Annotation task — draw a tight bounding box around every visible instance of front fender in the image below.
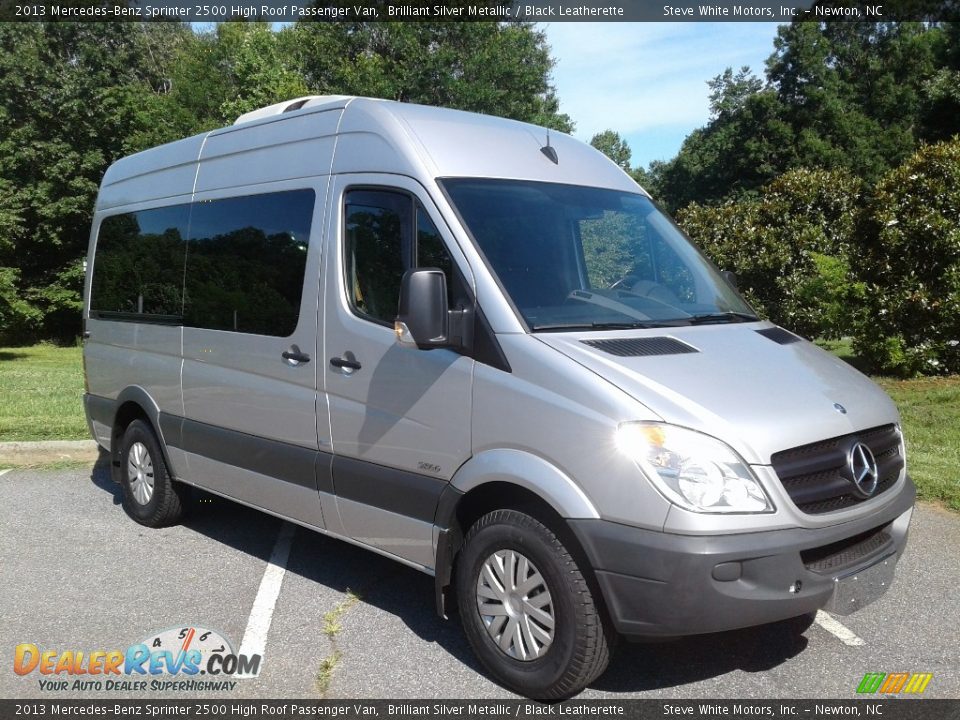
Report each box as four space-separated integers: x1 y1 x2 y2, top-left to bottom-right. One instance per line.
449 448 599 520
432 448 599 619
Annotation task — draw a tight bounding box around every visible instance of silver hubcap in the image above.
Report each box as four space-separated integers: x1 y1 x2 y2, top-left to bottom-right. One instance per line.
476 550 555 661
127 442 155 505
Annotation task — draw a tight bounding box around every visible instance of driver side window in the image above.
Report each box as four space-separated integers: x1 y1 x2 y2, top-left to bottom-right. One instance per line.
344 189 458 326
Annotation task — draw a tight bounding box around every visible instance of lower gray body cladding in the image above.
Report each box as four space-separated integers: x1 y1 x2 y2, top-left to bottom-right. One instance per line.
569 481 915 638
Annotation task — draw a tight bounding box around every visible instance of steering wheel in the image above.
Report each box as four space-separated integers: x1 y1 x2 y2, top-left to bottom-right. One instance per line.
609 277 682 308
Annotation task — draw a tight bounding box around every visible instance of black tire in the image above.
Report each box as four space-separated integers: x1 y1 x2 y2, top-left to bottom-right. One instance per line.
119 419 186 527
456 509 612 700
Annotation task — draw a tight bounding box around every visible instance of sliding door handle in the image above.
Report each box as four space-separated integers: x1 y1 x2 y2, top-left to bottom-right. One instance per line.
282 348 311 364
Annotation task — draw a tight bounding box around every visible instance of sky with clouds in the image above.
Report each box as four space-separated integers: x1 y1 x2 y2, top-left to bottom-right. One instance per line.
542 22 784 169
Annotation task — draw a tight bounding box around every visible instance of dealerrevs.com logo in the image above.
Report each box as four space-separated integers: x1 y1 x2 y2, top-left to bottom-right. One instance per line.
14 626 261 692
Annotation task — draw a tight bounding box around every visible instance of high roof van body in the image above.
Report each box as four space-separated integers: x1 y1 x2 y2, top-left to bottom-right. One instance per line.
83 96 914 699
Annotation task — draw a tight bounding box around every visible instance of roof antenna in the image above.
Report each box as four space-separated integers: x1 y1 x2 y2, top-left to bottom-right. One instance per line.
540 130 559 165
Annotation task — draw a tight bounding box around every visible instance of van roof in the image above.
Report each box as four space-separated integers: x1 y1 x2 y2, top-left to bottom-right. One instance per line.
96 96 641 211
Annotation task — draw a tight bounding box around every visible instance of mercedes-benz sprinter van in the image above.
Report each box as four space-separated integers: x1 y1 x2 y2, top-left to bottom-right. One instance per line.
83 96 914 699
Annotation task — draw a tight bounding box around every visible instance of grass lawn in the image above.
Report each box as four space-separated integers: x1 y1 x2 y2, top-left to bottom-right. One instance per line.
0 344 88 442
876 377 960 511
2 342 958 510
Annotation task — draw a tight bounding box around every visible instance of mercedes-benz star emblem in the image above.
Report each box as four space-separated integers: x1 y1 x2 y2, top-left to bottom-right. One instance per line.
848 442 879 497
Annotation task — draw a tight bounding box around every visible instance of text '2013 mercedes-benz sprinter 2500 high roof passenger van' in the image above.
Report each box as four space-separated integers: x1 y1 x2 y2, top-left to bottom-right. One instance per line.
83 96 914 699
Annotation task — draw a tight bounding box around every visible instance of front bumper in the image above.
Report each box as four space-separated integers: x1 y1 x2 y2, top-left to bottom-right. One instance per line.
568 478 915 639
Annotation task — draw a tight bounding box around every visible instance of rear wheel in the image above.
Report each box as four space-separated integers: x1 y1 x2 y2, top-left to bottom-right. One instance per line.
456 509 612 700
119 419 185 527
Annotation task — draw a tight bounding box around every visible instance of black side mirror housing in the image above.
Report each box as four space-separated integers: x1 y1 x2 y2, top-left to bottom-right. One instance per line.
721 270 739 290
395 268 450 349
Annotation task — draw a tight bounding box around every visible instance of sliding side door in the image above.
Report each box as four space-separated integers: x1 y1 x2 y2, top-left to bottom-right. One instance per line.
178 180 329 529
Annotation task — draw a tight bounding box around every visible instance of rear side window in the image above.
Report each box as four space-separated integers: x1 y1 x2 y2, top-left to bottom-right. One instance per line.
184 190 315 337
90 204 189 323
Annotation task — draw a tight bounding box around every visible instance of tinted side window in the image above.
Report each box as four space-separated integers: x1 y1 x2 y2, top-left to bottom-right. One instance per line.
90 204 189 322
344 190 412 325
345 190 463 326
416 204 456 308
184 190 315 337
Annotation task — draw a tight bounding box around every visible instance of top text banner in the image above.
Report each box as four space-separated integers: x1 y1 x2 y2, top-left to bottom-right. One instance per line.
1 0 955 22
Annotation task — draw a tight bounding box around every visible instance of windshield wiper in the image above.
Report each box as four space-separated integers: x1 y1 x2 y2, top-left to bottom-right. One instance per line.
531 321 666 332
686 311 759 325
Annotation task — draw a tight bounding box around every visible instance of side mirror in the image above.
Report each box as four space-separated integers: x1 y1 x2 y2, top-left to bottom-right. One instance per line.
395 268 449 349
721 270 739 290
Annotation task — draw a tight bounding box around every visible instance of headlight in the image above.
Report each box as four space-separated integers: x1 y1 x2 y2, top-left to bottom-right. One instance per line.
896 423 907 469
615 422 773 513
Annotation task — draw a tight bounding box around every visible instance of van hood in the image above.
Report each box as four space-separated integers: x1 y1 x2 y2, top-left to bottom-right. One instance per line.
534 322 900 465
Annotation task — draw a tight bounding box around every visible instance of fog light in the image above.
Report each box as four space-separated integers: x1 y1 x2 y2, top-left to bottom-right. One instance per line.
712 562 742 582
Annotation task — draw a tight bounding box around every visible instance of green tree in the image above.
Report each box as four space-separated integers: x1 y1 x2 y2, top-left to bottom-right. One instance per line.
218 23 310 120
654 22 951 212
0 23 192 341
921 22 960 142
590 130 632 170
285 22 572 131
768 22 940 182
656 84 794 212
117 23 312 146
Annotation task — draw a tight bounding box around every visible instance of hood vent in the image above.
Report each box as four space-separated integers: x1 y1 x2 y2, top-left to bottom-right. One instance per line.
756 327 801 345
581 337 698 358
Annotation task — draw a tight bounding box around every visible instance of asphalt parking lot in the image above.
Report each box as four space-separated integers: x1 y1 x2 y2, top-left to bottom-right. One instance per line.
1 459 957 700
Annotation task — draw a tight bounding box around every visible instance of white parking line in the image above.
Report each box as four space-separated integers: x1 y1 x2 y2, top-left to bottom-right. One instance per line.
0 469 11 477
237 522 296 677
815 610 865 647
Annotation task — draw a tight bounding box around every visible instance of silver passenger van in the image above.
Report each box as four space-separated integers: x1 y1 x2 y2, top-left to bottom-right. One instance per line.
83 96 914 699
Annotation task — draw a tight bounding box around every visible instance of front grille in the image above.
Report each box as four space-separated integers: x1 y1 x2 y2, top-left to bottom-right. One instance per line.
771 425 904 515
801 526 893 574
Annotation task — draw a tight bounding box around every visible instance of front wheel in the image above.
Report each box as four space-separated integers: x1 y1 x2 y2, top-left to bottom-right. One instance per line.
456 509 612 699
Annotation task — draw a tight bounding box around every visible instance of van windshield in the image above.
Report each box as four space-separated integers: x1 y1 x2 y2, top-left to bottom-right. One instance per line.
442 179 756 331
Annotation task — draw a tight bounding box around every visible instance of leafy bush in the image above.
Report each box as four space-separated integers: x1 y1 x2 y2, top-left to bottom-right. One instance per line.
676 168 863 339
853 139 960 376
795 252 867 341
